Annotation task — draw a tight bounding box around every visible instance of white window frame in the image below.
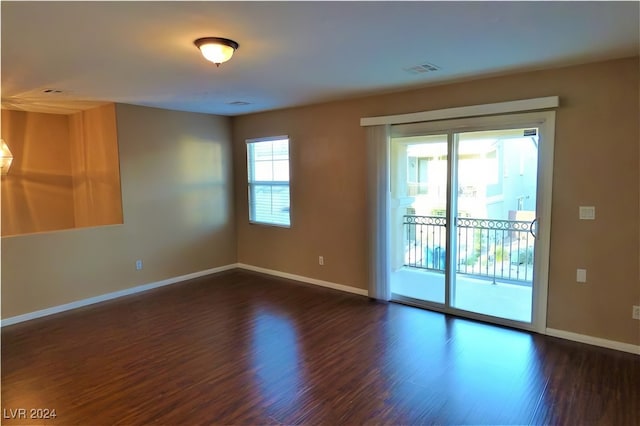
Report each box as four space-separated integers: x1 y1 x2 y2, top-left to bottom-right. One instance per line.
246 135 291 228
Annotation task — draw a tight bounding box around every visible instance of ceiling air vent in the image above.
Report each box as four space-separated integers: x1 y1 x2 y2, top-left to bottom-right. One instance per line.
42 88 64 94
403 62 440 75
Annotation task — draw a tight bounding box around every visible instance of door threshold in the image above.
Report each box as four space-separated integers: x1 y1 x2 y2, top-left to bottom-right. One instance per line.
391 293 538 333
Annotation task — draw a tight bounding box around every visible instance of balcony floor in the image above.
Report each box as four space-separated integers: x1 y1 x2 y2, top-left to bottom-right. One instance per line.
391 267 532 323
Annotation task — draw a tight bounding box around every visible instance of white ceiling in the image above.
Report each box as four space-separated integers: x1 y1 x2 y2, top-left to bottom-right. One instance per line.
2 1 639 116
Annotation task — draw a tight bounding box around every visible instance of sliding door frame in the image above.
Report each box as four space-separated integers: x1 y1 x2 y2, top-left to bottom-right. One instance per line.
390 110 555 333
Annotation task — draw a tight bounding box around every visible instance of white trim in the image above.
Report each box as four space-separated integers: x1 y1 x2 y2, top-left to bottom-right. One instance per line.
532 111 555 333
4 262 637 355
246 136 292 228
1 264 239 327
546 328 640 355
246 135 289 144
360 96 559 127
236 263 369 297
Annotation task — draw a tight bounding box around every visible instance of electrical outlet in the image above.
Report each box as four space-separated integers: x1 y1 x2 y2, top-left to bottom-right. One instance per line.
576 268 586 283
319 256 324 266
633 305 640 320
135 260 143 270
579 206 595 220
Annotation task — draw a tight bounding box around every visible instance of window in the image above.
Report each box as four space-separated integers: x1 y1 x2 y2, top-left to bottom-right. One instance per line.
247 136 291 227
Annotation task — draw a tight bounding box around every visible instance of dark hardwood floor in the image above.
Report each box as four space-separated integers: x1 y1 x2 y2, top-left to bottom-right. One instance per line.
2 270 639 425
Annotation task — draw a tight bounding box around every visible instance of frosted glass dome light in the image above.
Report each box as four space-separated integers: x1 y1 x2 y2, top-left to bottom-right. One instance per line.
194 37 239 67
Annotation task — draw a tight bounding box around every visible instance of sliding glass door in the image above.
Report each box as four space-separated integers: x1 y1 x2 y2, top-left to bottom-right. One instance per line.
390 134 448 304
451 129 538 322
389 112 553 330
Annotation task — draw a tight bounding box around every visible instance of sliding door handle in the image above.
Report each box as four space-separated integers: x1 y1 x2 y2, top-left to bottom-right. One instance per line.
529 218 538 239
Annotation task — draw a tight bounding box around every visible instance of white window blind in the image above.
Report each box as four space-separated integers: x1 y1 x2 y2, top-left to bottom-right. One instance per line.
247 136 291 227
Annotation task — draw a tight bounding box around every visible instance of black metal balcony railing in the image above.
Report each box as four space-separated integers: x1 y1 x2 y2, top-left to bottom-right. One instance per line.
403 215 535 283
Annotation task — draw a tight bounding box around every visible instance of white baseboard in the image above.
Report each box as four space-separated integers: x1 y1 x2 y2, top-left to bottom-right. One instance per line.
545 328 640 355
1 264 238 327
236 263 369 297
5 263 636 356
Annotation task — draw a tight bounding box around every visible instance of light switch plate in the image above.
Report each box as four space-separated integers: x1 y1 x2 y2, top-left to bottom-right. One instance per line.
576 268 587 283
579 206 595 220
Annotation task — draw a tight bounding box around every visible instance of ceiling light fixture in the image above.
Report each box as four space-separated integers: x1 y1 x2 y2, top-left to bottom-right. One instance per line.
194 37 239 67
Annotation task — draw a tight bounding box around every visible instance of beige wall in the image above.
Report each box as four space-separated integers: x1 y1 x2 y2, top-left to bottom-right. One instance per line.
1 104 236 318
232 57 640 345
1 109 76 235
